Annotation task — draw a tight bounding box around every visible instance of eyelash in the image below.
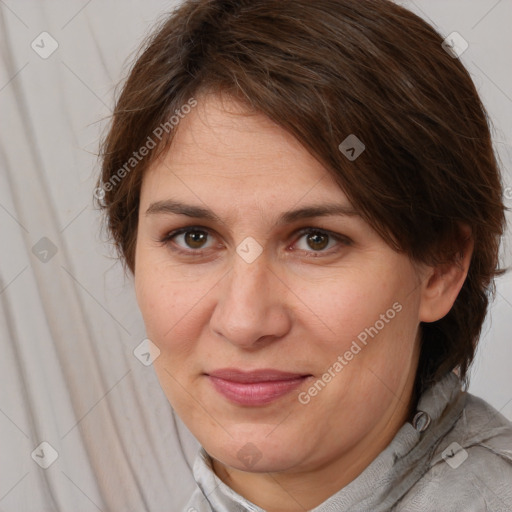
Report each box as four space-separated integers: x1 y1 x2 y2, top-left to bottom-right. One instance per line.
158 226 352 258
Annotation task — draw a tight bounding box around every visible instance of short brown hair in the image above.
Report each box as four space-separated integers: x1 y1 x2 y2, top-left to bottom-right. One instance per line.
97 0 507 395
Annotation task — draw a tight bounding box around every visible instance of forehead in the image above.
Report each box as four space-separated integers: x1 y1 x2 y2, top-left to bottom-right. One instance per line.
142 93 349 205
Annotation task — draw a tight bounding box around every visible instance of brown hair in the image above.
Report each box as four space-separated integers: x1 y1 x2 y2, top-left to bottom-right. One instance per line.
97 0 507 395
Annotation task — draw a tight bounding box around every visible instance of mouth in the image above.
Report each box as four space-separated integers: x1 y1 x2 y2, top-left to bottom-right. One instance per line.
205 368 313 406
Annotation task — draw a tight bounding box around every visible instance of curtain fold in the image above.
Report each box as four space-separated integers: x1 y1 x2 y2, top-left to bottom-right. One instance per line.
0 2 198 511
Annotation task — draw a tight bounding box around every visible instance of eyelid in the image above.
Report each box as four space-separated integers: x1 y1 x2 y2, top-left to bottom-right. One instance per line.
159 225 220 255
292 227 352 247
159 225 352 255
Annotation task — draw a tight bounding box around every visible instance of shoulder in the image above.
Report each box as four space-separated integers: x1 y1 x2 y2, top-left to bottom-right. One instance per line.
397 392 512 512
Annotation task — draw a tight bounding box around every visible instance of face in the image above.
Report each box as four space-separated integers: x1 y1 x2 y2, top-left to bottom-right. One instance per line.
134 93 425 475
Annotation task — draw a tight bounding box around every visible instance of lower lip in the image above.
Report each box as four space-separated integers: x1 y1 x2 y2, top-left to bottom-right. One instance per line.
208 375 310 406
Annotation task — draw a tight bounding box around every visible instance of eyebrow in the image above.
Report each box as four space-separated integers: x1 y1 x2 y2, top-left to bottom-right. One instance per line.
145 199 359 225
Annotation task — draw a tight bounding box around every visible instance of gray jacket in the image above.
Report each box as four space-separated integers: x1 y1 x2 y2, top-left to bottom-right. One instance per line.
184 371 512 511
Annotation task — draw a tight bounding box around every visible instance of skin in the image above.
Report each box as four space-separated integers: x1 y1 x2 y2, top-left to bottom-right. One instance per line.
134 92 473 512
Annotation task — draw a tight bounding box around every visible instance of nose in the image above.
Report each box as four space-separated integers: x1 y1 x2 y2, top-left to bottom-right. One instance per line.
209 251 292 350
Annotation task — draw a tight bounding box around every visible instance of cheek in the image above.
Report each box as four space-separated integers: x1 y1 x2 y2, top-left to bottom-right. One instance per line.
296 270 398 342
134 259 216 363
135 265 184 341
300 267 419 376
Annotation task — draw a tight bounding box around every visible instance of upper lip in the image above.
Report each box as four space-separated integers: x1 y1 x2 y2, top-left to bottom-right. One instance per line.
206 368 311 383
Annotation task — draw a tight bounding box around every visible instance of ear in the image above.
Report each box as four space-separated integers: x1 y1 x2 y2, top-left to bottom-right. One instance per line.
418 225 474 323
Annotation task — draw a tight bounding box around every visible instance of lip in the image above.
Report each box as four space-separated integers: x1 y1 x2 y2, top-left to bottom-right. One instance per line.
206 368 312 406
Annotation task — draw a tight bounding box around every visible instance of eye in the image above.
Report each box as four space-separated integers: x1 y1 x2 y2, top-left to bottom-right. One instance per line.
159 226 351 257
160 227 217 254
292 228 350 255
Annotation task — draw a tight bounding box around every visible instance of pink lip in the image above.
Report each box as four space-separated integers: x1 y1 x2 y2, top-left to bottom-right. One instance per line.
206 368 312 406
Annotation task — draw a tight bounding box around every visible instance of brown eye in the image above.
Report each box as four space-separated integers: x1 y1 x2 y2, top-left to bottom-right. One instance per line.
162 227 215 253
293 228 351 255
184 230 208 249
306 231 329 251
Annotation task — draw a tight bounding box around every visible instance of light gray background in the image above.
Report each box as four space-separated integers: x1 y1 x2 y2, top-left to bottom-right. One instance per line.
0 1 511 511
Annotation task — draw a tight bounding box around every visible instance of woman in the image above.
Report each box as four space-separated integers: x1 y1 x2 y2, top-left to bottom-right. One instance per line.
97 0 512 510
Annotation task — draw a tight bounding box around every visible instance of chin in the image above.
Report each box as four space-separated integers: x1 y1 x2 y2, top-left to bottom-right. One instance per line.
203 430 308 473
